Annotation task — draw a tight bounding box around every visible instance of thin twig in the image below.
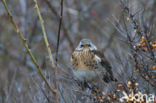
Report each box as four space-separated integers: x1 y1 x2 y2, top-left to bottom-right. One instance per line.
55 0 64 102
33 0 59 102
33 0 55 69
1 0 56 95
56 0 63 64
39 84 51 103
44 0 74 51
73 0 81 33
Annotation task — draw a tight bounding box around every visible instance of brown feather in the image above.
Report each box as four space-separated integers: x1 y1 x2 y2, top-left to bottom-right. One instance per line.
92 50 117 82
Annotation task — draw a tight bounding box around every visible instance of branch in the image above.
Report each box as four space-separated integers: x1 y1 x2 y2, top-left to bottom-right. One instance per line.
33 0 59 102
55 0 63 64
44 0 74 51
1 0 56 95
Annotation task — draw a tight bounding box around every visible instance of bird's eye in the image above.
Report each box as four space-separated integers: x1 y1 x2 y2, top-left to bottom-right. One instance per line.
80 45 83 48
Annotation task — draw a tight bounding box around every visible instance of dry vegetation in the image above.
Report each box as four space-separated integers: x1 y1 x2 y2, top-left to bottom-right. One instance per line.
0 0 156 103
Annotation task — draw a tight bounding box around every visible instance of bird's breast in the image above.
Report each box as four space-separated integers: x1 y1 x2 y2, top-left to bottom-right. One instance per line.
72 50 103 81
72 50 97 70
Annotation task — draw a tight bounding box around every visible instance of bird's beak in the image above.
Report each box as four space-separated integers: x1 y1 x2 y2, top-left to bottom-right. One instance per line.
83 44 90 48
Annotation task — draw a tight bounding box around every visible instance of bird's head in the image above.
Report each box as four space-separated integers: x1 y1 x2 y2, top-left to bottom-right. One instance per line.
75 39 97 51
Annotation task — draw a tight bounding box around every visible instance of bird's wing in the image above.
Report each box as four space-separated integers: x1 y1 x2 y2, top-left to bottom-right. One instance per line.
92 50 117 82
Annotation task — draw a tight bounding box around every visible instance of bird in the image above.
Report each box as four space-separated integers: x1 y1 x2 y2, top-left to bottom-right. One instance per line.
71 39 117 85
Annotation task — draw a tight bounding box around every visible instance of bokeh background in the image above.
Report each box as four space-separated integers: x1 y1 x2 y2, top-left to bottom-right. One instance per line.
0 0 156 103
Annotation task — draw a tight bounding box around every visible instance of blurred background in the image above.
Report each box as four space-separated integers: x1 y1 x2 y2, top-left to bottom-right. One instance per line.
0 0 156 103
